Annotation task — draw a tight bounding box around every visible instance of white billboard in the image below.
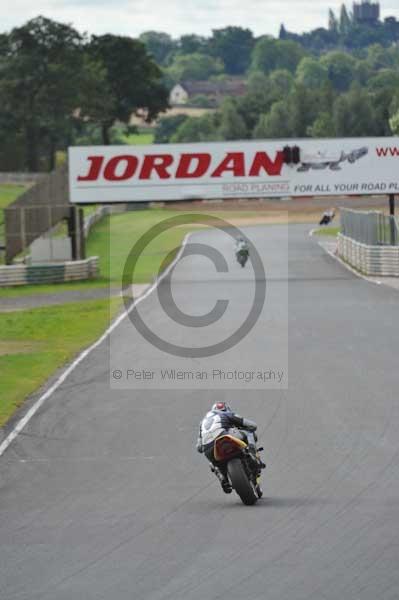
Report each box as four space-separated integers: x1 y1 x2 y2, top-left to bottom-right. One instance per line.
68 138 399 203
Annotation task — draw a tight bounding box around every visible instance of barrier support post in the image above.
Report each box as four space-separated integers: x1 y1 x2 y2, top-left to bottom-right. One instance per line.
389 194 396 245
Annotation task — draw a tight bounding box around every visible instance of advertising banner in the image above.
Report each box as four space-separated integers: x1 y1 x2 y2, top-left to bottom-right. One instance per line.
68 138 399 203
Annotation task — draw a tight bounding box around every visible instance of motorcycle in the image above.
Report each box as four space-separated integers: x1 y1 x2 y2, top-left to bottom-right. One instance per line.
212 429 264 505
319 210 335 226
319 214 332 226
236 249 249 268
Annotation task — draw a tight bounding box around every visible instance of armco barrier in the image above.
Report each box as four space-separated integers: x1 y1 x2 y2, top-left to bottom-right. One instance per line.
337 234 399 277
0 257 99 287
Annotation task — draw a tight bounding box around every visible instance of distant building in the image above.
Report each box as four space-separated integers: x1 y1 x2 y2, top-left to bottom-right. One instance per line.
353 1 380 26
169 80 247 106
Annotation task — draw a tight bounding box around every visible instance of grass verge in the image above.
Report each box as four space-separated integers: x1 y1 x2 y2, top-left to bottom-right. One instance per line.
0 298 121 427
313 226 340 237
0 183 27 240
1 208 249 296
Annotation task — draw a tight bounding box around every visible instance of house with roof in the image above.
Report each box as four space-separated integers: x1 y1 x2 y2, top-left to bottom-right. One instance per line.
169 80 247 107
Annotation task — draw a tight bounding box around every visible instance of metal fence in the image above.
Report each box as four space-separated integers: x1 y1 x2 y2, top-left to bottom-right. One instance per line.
4 163 72 263
340 208 399 246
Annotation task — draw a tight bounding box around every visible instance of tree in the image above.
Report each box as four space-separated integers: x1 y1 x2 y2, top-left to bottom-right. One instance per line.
167 52 224 82
210 27 254 75
365 44 393 71
251 38 306 75
190 94 216 108
0 16 86 171
367 69 399 94
279 24 288 40
339 4 351 35
321 51 356 91
171 114 220 143
268 70 295 99
154 114 188 143
296 57 328 89
218 98 248 140
88 34 169 144
308 112 336 137
328 9 339 33
288 84 318 137
139 31 176 66
389 110 399 135
253 101 293 139
179 34 207 55
333 86 379 136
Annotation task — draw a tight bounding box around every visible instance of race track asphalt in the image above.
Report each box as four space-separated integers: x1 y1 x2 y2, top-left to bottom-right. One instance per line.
1 223 399 600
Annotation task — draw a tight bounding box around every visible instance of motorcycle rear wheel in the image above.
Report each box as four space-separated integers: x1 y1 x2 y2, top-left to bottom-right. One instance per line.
227 458 258 506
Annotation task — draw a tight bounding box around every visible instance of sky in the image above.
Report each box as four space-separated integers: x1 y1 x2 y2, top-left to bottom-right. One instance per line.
2 0 399 38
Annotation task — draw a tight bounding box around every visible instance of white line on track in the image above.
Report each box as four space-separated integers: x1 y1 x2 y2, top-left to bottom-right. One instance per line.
0 234 190 458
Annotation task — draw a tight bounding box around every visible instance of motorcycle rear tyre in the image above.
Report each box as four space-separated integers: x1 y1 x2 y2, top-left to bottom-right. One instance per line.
227 458 258 506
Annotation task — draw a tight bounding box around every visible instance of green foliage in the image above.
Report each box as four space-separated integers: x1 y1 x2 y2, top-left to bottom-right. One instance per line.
166 52 224 82
209 27 254 75
139 31 176 66
333 85 381 136
218 98 248 140
253 101 293 139
339 4 352 35
365 44 394 70
308 112 336 138
321 51 356 91
88 34 169 143
190 94 217 108
0 16 86 171
171 113 220 143
268 70 295 99
154 115 188 143
329 9 339 33
0 17 168 169
296 57 328 88
251 37 306 74
390 110 399 135
1 10 399 169
178 35 207 55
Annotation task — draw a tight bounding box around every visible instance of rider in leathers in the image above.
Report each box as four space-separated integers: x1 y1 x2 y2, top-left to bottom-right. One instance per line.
196 402 265 493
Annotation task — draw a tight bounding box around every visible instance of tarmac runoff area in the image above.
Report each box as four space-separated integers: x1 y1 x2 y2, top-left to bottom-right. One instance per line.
1 223 399 600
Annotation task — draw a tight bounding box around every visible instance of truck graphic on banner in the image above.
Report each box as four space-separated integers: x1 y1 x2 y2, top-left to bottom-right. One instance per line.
297 146 369 172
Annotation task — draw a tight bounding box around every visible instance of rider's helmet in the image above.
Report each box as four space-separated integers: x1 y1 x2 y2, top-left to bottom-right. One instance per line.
212 402 232 412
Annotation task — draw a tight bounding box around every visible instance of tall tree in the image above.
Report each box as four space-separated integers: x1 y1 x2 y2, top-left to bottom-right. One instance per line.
251 38 306 75
0 16 85 171
279 24 288 40
328 9 339 33
166 52 224 82
178 35 207 55
339 4 352 35
154 114 188 143
333 86 379 136
218 98 248 140
88 35 169 144
139 31 176 66
296 57 328 89
321 51 356 91
210 27 254 75
253 101 293 139
171 114 220 143
308 112 336 137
